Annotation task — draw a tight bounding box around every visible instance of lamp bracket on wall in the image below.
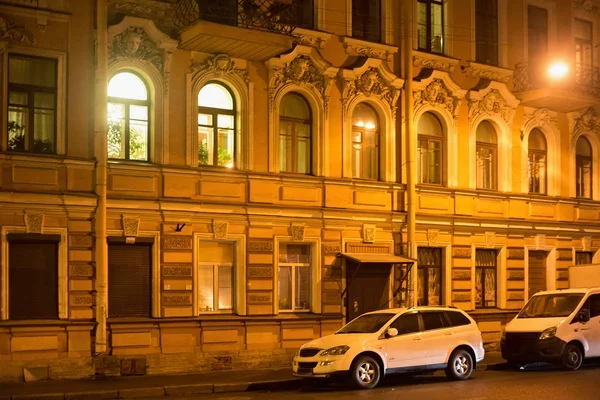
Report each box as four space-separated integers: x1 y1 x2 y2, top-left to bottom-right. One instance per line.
174 223 186 232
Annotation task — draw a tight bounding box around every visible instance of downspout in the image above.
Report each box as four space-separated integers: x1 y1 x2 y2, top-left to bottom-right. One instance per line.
94 0 108 355
404 0 417 307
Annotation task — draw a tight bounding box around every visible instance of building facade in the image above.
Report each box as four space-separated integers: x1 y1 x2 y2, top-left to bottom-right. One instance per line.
0 0 599 381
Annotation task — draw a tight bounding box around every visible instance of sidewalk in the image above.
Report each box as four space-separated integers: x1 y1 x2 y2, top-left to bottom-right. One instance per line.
0 353 507 400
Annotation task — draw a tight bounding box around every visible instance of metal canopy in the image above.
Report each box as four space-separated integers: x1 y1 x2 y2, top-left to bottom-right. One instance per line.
338 253 417 265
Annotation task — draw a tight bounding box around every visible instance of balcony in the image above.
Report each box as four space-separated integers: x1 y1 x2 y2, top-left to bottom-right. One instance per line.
175 0 313 60
513 61 599 113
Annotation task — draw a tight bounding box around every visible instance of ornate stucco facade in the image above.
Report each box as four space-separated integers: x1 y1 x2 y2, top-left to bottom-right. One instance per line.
0 0 599 381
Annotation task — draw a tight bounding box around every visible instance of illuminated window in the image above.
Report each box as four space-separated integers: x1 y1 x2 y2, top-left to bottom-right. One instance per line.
8 54 57 154
475 249 497 308
279 93 311 174
278 244 311 312
528 129 547 194
197 241 235 313
107 72 150 161
418 0 444 54
417 112 443 185
476 121 497 190
576 136 592 198
417 247 443 306
198 82 235 168
352 103 379 180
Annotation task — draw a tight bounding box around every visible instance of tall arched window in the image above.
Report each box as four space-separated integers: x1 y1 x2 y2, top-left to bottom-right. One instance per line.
476 120 497 190
576 136 592 198
198 82 235 168
352 103 379 180
417 112 443 185
279 93 311 174
528 128 547 194
107 72 150 161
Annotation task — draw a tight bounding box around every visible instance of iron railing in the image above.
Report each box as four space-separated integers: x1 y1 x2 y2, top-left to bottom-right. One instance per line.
175 0 313 34
513 60 600 97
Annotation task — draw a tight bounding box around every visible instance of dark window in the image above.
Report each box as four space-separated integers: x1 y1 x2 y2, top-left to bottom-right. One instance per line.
391 312 421 335
8 54 57 154
421 311 447 330
528 129 547 194
108 241 152 318
475 0 498 65
280 0 314 30
279 93 312 174
475 249 497 308
476 120 498 190
199 0 237 26
527 6 548 87
576 136 593 198
107 72 151 161
8 234 60 320
589 294 600 318
352 0 381 42
417 0 444 54
445 311 471 327
417 247 443 306
576 251 593 265
417 112 444 185
575 19 593 70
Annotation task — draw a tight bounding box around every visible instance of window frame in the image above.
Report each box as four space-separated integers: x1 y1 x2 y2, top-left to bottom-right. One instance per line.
474 0 498 66
197 81 237 169
278 259 311 313
528 129 548 195
417 112 444 185
197 261 234 314
475 249 498 309
575 251 594 265
351 0 382 43
278 92 312 175
417 0 445 54
575 136 593 199
351 102 380 180
7 53 59 155
417 247 443 306
107 70 152 162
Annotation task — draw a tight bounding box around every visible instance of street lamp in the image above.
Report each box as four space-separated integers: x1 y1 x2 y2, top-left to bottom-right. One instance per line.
548 61 569 80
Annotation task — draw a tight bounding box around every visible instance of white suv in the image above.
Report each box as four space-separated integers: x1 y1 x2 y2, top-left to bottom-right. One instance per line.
293 306 485 389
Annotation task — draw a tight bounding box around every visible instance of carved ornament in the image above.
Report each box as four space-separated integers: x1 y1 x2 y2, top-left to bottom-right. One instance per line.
363 224 376 243
484 232 496 248
469 89 515 124
291 224 305 242
122 216 140 237
162 236 192 250
413 56 454 72
452 247 471 259
109 26 164 72
427 229 439 247
582 236 592 252
523 108 558 133
342 67 401 115
192 54 248 82
114 2 153 16
292 28 331 50
569 107 600 146
0 14 36 45
535 234 547 250
573 0 598 14
342 37 398 62
212 220 229 240
414 79 459 115
24 213 44 234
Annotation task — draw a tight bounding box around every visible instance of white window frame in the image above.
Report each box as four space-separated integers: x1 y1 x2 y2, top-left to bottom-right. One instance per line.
0 226 68 320
274 236 321 314
278 258 311 313
471 242 507 310
1 45 67 155
193 233 246 316
197 261 234 314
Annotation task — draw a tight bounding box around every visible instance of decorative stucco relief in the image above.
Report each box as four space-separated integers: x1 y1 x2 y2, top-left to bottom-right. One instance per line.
212 220 229 240
568 107 600 146
122 216 140 237
0 14 36 45
265 45 338 117
292 28 331 50
291 224 305 242
484 232 496 248
363 224 376 243
523 108 558 131
24 213 44 234
582 236 593 252
427 229 439 247
412 70 466 120
191 53 248 82
573 0 599 14
468 82 519 127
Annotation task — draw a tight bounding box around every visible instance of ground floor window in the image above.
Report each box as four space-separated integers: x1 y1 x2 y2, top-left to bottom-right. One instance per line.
278 244 311 312
108 239 153 318
197 241 235 313
417 247 443 306
8 234 60 320
475 249 497 308
575 251 593 265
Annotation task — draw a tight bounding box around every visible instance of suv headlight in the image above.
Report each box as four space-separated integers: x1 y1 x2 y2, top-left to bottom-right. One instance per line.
320 345 350 356
539 326 557 340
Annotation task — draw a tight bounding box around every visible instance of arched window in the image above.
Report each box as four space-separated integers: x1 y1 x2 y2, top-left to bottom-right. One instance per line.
198 82 235 168
417 112 443 185
476 120 497 190
576 136 592 198
107 72 150 161
528 128 547 194
352 103 379 180
279 93 311 174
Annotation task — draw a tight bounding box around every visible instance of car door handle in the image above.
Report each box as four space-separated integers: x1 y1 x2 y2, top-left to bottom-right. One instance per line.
413 337 422 341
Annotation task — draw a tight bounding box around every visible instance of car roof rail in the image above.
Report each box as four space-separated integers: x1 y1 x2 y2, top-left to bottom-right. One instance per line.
407 305 458 310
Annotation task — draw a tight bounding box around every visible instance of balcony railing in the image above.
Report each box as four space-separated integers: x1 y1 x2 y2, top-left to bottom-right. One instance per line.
513 61 600 97
175 0 313 34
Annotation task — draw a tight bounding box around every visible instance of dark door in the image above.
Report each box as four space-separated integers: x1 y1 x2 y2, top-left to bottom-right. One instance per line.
528 250 547 297
346 261 390 322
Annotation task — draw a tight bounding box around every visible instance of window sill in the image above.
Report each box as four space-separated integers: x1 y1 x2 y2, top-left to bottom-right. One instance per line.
0 319 94 327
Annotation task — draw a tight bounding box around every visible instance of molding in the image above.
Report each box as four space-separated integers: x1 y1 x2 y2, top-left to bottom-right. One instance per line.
413 51 460 72
413 70 467 118
467 81 520 127
0 12 35 45
341 36 398 62
292 28 332 49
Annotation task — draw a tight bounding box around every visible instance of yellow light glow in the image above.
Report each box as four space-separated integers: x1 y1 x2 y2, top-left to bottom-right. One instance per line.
356 120 365 127
365 122 376 130
226 162 234 168
548 62 568 79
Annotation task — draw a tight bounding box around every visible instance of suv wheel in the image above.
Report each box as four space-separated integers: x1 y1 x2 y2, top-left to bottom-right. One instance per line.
561 343 583 371
445 349 474 380
350 355 381 389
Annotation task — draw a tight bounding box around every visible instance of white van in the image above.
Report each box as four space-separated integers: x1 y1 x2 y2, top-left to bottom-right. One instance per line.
501 287 600 370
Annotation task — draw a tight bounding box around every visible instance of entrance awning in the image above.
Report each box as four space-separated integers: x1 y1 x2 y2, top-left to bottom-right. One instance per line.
338 253 417 265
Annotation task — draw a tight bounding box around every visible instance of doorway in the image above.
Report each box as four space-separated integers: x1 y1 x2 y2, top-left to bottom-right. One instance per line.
528 250 547 297
345 261 390 322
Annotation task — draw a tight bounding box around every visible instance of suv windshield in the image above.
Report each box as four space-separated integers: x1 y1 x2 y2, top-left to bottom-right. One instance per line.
337 313 396 334
518 293 584 318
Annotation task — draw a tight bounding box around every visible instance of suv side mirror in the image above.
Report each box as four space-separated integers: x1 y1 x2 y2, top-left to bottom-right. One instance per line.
577 309 591 323
386 328 398 338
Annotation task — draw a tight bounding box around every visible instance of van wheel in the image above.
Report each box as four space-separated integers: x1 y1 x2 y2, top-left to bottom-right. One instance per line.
350 355 381 389
561 344 583 371
445 349 474 380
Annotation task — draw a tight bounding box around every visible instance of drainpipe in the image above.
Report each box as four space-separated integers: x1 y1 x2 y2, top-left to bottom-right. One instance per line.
404 0 417 307
94 0 108 355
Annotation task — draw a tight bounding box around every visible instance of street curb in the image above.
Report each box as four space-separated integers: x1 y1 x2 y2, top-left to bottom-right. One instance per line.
5 378 305 400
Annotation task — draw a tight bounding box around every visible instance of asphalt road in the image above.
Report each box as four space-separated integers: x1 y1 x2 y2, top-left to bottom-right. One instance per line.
157 364 600 400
